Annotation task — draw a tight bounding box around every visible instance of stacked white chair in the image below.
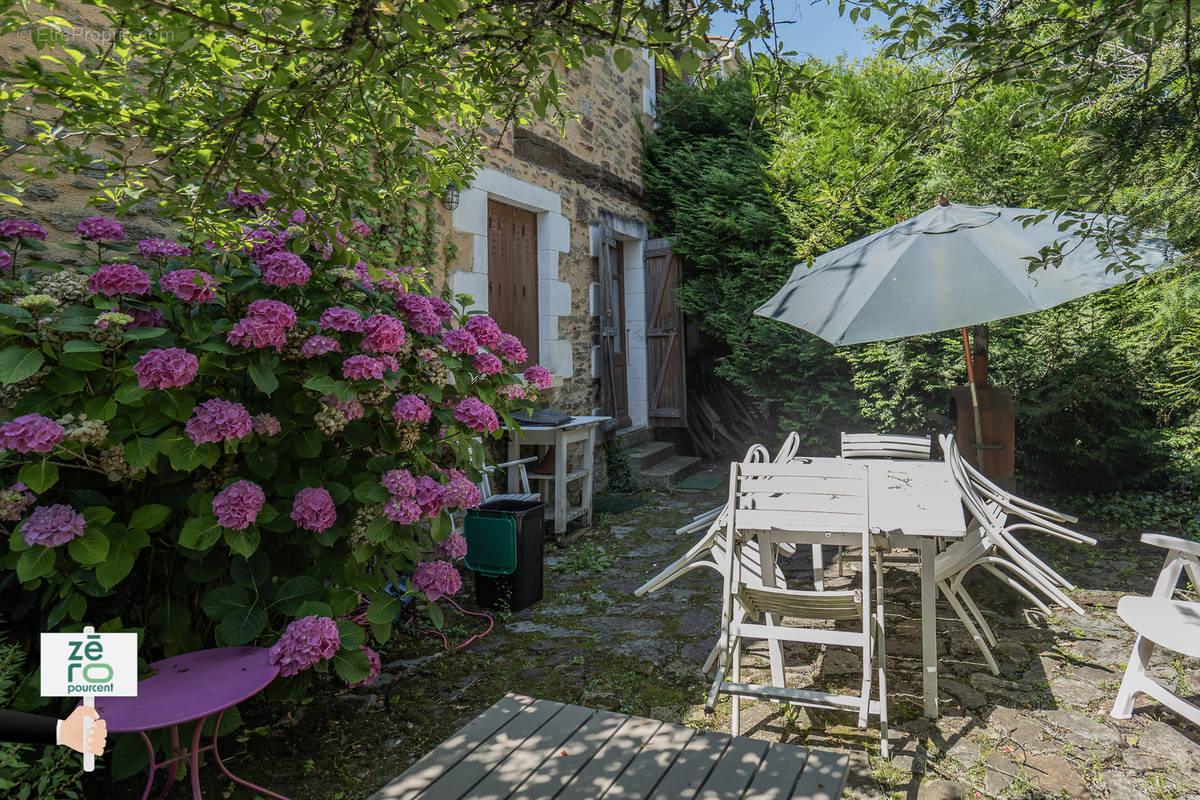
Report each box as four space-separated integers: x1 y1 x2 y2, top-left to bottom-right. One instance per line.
478 456 541 504
1111 533 1200 726
706 458 889 757
936 434 1096 673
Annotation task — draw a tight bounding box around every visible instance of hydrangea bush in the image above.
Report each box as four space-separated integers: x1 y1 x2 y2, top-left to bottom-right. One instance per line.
0 199 547 689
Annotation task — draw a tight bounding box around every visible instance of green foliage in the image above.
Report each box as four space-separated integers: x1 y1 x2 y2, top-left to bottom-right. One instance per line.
0 200 537 706
603 442 639 494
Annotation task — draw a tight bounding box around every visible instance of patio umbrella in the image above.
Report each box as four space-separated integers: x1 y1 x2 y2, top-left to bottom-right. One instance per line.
754 198 1171 451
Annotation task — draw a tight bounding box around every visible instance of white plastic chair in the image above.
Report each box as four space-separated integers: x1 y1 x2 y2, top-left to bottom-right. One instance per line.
706 458 889 757
1111 533 1200 725
479 456 541 504
841 432 932 460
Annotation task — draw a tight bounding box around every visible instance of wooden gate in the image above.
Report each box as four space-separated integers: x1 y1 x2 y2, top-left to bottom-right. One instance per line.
645 238 687 427
597 223 630 428
487 200 538 367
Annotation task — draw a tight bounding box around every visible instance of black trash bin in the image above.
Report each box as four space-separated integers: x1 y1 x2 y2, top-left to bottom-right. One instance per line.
464 498 546 612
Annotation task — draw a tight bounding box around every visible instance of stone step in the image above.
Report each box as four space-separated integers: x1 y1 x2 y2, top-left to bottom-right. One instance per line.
637 454 703 489
624 439 676 471
614 425 654 449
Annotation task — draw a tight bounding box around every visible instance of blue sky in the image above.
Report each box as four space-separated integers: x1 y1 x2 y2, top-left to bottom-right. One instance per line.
712 1 879 63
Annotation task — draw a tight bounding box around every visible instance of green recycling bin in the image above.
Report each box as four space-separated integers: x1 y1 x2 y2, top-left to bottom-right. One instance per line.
464 498 546 612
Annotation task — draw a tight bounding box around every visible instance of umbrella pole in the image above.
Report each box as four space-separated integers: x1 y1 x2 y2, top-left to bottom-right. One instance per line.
960 326 985 455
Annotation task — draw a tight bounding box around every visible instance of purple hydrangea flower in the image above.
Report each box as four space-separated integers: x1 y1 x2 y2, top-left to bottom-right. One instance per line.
246 226 289 261
342 355 385 381
20 503 86 548
397 293 432 319
185 399 253 444
20 504 87 547
496 334 528 363
0 482 35 522
0 414 65 453
383 496 421 524
473 352 503 376
159 269 216 304
258 250 311 288
381 469 416 498
212 480 266 530
391 394 431 423
525 365 553 389
348 645 381 687
320 307 365 333
227 189 270 210
300 336 341 358
440 470 482 510
268 615 339 677
498 383 527 400
289 208 307 225
291 487 336 532
465 315 502 348
427 296 453 322
0 250 10 272
350 218 371 236
88 263 151 296
412 560 462 602
134 347 199 390
322 396 364 421
413 475 446 518
138 238 190 260
434 531 468 560
361 314 406 354
75 217 126 243
247 299 298 330
125 308 165 329
453 398 499 434
227 316 287 351
442 328 478 355
0 219 48 240
252 414 281 436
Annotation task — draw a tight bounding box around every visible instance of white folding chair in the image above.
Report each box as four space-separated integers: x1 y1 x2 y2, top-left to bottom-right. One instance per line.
479 456 541 504
1112 533 1200 725
841 432 932 460
706 459 889 757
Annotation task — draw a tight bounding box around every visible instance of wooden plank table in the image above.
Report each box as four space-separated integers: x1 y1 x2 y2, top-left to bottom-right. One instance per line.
371 694 849 800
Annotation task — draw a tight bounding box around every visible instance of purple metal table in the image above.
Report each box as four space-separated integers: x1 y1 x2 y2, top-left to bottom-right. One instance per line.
90 646 290 800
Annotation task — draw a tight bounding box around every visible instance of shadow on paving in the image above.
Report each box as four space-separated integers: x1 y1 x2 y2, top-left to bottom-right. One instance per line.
109 478 1200 800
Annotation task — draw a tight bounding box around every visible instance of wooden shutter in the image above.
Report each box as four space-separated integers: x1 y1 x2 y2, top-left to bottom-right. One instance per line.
597 222 629 427
487 200 539 366
645 238 687 427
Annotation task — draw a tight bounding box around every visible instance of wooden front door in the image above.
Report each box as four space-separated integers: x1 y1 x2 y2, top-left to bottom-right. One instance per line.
645 238 687 427
598 224 630 428
487 200 539 367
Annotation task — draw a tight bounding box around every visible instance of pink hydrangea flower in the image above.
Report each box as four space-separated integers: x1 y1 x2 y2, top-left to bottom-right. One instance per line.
138 238 190 260
228 189 270 210
322 396 364 420
88 263 151 296
361 314 406 354
348 645 381 687
212 480 266 530
427 296 453 322
453 398 499 434
291 487 336 532
342 355 385 381
412 560 462 602
381 469 416 498
525 365 553 389
134 347 199 390
75 217 125 242
259 250 311 288
440 470 482 510
383 496 421 524
496 334 528 363
473 352 503 376
0 250 10 271
350 218 371 236
0 482 35 522
247 227 288 261
396 293 432 319
247 299 298 330
465 315 502 348
442 328 478 355
0 414 65 453
185 399 253 444
498 383 526 401
320 307 365 333
159 269 216 304
434 531 469 560
268 615 339 677
252 414 281 436
409 312 443 337
289 208 307 225
20 504 87 548
227 316 287 351
125 308 165 329
0 219 48 240
300 336 341 358
391 394 431 423
413 475 446 518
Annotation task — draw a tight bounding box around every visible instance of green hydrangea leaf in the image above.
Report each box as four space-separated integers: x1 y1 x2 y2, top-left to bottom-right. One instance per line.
18 461 58 493
0 346 43 384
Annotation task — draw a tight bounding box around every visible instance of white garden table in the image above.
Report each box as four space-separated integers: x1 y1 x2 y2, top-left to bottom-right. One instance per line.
752 457 966 718
505 415 609 536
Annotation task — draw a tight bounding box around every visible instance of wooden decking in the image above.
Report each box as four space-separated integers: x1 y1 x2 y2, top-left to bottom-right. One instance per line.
370 693 849 800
